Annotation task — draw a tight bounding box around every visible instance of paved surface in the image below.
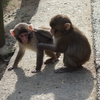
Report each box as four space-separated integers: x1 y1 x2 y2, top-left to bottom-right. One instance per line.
92 0 100 100
0 0 98 100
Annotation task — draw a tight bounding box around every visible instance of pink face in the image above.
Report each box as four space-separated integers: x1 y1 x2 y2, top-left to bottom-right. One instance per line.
19 33 29 44
50 28 55 35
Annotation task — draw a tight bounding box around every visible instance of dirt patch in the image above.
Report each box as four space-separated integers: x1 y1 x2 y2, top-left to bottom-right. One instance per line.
0 0 21 80
3 0 21 14
0 0 40 80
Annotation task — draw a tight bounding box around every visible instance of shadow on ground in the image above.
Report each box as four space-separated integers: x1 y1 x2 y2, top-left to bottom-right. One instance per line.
0 0 40 80
2 0 95 100
6 65 94 100
5 0 40 33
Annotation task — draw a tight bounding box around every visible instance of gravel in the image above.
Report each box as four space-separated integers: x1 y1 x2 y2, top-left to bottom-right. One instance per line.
91 0 100 99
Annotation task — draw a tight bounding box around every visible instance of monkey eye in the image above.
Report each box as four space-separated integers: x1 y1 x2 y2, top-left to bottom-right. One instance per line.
24 33 28 36
19 33 28 38
19 35 24 37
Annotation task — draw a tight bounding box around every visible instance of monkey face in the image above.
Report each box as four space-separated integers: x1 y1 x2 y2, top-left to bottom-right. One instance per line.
10 23 34 44
50 14 72 35
18 33 29 44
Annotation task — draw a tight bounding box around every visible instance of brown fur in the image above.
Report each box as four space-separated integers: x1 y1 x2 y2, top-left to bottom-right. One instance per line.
38 14 91 73
8 23 59 73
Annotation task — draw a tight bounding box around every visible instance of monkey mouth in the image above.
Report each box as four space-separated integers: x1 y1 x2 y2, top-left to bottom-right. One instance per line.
22 40 28 44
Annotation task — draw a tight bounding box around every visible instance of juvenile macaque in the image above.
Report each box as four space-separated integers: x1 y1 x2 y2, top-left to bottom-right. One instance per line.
8 23 60 73
38 14 91 73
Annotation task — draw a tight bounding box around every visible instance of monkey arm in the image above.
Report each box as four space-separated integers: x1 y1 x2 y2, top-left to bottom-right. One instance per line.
38 43 57 52
36 48 44 71
31 48 44 73
8 47 26 71
13 48 25 67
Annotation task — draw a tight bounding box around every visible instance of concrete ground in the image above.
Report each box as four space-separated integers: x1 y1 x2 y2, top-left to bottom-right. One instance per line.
92 0 100 100
0 0 98 100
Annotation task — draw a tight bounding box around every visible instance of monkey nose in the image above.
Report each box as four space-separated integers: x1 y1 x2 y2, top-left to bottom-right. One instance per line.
22 38 28 44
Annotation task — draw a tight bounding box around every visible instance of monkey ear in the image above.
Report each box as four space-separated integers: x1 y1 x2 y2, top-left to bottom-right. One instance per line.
64 23 71 30
10 29 15 36
29 24 34 31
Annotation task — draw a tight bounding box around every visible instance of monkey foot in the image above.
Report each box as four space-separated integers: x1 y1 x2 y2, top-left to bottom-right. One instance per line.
54 66 83 73
31 69 40 73
8 67 17 71
44 58 59 64
54 67 77 73
56 52 61 58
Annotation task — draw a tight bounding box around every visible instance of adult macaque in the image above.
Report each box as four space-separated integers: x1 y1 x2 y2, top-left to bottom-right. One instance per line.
38 14 91 73
8 23 60 73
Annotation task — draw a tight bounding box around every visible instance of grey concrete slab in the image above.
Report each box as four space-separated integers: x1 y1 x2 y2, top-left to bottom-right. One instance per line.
91 0 100 99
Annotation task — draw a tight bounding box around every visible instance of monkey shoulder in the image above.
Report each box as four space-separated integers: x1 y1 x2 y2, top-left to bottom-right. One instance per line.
36 29 52 38
34 29 53 43
73 27 86 38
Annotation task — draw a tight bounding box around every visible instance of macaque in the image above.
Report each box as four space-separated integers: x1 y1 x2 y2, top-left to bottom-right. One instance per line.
8 23 60 73
38 14 91 73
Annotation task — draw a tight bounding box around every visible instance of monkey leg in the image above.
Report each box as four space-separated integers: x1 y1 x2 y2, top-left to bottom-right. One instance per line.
44 50 59 64
8 48 26 71
56 52 61 58
54 53 83 73
8 60 20 71
31 49 44 73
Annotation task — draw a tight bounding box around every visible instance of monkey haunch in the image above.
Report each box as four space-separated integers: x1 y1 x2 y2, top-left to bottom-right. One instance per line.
8 23 59 73
38 14 91 73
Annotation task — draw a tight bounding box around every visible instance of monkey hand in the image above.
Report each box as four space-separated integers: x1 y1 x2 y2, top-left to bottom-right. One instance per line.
8 65 17 71
31 69 40 73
